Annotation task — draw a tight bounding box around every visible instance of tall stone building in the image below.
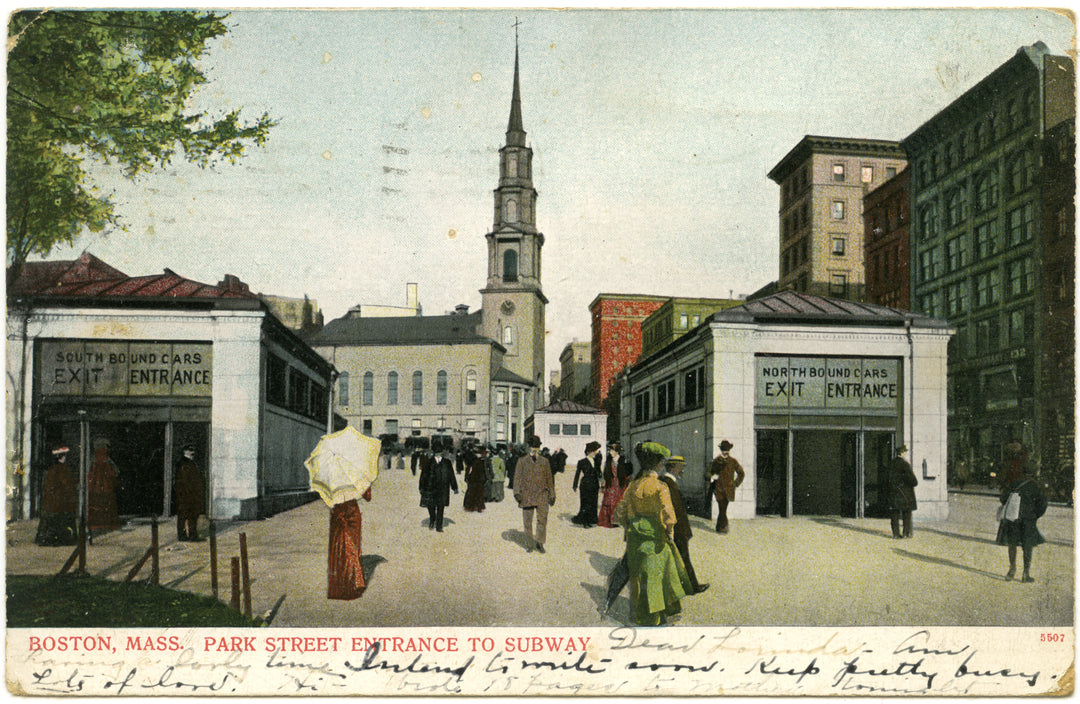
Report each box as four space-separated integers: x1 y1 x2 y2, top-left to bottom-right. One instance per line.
901 42 1074 485
863 168 911 309
768 136 907 301
588 293 668 407
310 40 546 448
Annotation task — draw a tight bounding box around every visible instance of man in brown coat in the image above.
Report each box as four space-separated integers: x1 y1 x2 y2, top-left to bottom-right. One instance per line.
661 456 708 593
709 439 745 534
513 435 555 553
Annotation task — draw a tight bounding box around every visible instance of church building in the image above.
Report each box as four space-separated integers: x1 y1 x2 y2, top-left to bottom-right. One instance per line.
309 42 547 448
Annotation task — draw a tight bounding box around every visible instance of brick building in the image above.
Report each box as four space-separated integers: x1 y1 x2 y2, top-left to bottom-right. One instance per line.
863 168 911 309
588 293 667 407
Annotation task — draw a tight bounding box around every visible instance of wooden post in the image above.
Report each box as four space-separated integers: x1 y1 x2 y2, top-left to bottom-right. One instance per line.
150 518 159 586
77 526 86 575
230 558 241 612
209 521 218 600
239 533 251 618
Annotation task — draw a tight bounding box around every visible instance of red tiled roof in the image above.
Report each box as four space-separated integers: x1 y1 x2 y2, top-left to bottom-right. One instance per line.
9 253 255 300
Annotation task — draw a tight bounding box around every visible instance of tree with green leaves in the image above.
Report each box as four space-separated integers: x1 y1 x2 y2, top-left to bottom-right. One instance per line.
6 10 274 280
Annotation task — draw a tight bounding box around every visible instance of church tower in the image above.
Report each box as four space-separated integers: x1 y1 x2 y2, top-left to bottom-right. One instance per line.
480 37 547 403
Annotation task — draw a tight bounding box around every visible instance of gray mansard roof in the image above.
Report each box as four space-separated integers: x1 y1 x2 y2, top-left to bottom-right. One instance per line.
308 309 503 349
710 291 950 328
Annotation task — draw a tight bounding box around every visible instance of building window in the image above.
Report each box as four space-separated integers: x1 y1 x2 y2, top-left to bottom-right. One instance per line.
549 424 560 435
946 282 969 317
683 365 705 409
465 419 477 435
562 424 578 435
387 371 398 405
918 203 938 240
1006 203 1035 246
362 419 373 435
436 370 447 405
580 424 591 435
861 165 873 183
1007 308 1030 347
679 313 688 329
945 235 969 272
338 372 350 406
831 200 845 220
503 249 518 282
437 416 447 430
1006 147 1035 196
831 237 846 256
496 420 506 441
267 354 288 407
411 371 423 405
633 390 651 424
832 163 845 182
496 388 506 405
362 371 374 406
503 325 513 345
385 419 398 437
465 370 477 405
289 371 309 415
512 389 520 408
975 170 999 212
975 317 1000 356
885 166 898 179
656 377 676 416
975 269 1003 308
945 188 966 228
1007 258 1034 298
829 273 848 296
411 418 422 436
974 220 1001 260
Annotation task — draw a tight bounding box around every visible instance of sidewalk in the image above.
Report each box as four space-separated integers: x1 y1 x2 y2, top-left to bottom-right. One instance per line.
6 467 1073 627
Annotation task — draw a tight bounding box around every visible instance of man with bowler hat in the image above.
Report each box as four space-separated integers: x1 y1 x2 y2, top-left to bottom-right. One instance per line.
709 439 744 534
514 436 555 553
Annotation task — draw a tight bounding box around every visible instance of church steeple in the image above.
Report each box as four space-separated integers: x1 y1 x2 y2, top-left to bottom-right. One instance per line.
480 28 547 406
506 43 525 148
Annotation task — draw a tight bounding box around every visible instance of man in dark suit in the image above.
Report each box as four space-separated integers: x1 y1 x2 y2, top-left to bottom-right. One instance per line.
571 441 602 527
422 440 458 532
661 456 708 594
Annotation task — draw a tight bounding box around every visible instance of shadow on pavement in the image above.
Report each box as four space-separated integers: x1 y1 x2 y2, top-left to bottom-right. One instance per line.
501 529 535 552
362 554 387 583
918 525 1073 549
587 549 620 577
163 564 207 589
810 517 894 539
581 581 631 626
892 547 1008 580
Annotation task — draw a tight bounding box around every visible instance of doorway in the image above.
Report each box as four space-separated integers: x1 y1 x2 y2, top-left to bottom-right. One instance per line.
755 430 789 516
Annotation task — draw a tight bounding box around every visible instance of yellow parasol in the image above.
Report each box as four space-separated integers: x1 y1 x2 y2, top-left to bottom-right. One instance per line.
304 426 380 507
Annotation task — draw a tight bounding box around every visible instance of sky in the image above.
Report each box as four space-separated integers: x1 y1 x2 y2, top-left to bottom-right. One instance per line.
37 7 1075 382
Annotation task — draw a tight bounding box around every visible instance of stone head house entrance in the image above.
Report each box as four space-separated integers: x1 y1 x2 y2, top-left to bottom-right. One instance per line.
621 291 953 521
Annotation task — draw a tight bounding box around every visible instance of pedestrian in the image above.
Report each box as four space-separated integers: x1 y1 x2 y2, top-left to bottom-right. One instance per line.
327 485 372 600
552 448 568 475
709 439 745 534
175 445 205 541
421 441 458 532
571 441 602 527
489 448 507 502
660 455 708 594
888 444 918 538
88 439 121 533
598 442 632 528
463 450 487 512
513 435 555 553
612 441 690 626
996 454 1048 582
35 446 77 546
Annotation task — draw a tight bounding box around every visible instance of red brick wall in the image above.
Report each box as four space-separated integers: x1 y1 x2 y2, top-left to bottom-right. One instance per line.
590 297 666 406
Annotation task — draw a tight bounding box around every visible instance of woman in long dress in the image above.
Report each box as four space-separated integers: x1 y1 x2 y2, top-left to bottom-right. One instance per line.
328 487 371 600
463 452 487 512
598 443 630 528
35 447 77 546
87 444 120 532
613 442 690 626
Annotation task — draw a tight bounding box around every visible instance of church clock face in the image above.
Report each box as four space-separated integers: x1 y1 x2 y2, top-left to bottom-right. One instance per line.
501 300 516 315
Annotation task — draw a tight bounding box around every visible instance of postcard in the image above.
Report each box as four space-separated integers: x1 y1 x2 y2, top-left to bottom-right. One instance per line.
5 7 1075 697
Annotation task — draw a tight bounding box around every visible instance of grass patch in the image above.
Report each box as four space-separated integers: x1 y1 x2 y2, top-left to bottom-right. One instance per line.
7 574 261 627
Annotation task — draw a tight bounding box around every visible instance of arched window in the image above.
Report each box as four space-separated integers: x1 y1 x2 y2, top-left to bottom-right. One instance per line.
362 372 373 406
465 370 477 405
338 372 350 406
504 198 518 223
412 371 423 405
387 371 398 405
437 370 448 405
503 325 513 345
503 250 518 282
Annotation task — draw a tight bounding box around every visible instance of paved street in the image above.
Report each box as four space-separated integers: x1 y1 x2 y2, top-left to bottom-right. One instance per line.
6 466 1073 627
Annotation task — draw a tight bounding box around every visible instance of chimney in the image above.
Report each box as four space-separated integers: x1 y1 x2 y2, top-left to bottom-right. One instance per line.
406 283 419 312
217 274 251 295
454 304 469 316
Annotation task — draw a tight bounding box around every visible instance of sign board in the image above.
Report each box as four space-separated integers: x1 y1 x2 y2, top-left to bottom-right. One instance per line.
756 356 900 411
39 340 212 398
